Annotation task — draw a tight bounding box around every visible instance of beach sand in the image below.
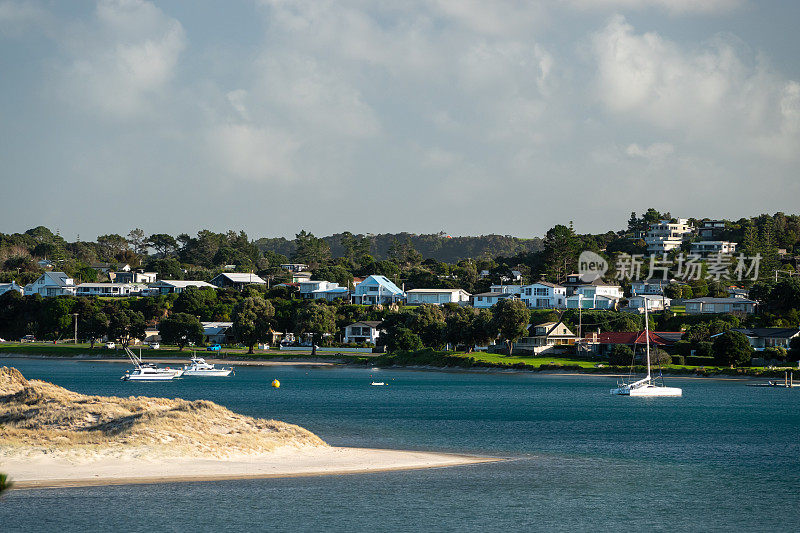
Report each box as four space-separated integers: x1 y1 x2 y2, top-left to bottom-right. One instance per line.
3 447 497 489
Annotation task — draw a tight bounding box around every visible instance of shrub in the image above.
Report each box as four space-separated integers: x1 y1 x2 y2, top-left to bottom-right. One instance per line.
608 344 634 366
763 346 787 362
650 348 672 366
713 330 754 367
686 356 716 366
671 355 685 365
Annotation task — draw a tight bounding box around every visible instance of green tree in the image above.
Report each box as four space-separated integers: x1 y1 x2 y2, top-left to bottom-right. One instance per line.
492 299 529 355
159 313 204 350
788 337 800 362
106 308 146 347
384 326 424 352
609 344 634 366
148 234 178 258
292 230 331 268
542 224 579 281
712 330 754 367
409 304 446 348
295 302 336 356
231 296 275 354
79 308 109 348
127 228 147 254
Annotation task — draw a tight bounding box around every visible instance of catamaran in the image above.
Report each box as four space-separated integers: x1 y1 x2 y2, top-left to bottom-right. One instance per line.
182 355 233 377
610 300 682 397
121 347 184 381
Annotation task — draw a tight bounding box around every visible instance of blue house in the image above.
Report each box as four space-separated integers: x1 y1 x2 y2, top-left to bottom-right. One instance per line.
352 275 404 305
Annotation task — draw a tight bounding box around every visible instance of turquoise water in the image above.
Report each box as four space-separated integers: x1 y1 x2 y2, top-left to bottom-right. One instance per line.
1 357 799 532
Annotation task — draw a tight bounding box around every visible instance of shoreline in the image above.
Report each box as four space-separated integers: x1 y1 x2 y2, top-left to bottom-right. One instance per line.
3 447 501 490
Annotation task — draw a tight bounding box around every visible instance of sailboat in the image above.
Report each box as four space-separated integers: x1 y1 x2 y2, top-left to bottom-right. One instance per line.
610 299 682 397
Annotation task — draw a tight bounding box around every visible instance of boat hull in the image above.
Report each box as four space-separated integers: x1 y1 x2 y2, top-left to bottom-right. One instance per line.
122 373 177 381
183 369 232 377
611 385 682 397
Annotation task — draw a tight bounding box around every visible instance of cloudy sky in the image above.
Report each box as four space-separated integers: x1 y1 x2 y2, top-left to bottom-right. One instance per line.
1 0 798 240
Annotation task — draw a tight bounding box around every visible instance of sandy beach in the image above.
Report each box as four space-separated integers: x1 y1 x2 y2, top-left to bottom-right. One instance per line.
3 447 497 489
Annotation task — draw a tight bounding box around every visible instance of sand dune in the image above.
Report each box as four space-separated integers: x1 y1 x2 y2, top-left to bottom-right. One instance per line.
0 367 496 488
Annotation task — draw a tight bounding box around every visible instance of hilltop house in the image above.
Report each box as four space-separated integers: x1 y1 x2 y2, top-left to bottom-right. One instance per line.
149 280 215 295
513 321 576 355
406 288 471 305
343 321 383 345
582 331 683 356
113 271 157 284
690 241 738 256
520 281 566 309
626 294 671 313
490 284 523 295
298 280 338 299
630 279 672 295
684 297 757 315
210 272 267 289
352 275 404 305
472 292 516 309
24 272 76 297
644 219 693 254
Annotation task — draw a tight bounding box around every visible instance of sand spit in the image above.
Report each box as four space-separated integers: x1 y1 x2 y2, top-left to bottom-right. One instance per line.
0 367 496 488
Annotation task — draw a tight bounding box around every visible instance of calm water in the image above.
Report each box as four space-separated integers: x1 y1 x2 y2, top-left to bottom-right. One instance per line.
1 357 799 532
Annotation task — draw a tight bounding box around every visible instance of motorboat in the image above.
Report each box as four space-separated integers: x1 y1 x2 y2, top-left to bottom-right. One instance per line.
182 356 233 377
121 347 183 381
610 300 682 397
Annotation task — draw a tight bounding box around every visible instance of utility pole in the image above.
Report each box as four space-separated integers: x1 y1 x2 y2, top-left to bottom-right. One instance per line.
72 313 79 344
578 305 582 341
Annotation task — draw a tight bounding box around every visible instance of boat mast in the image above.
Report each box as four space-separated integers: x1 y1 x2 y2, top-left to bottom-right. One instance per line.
644 300 651 380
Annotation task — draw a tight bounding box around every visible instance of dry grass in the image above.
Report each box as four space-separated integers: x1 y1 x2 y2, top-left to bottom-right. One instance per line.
0 366 326 461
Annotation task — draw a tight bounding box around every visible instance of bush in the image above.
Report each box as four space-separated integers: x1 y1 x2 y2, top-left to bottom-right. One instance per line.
650 348 672 366
763 346 787 362
712 330 754 367
608 344 634 366
694 341 714 358
686 356 716 366
790 337 800 362
671 355 685 365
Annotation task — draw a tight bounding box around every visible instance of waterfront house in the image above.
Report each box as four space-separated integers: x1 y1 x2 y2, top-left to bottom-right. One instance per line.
699 220 726 239
513 321 576 355
201 321 235 345
406 288 471 305
24 272 76 297
149 280 215 295
76 282 134 297
313 286 350 301
298 280 339 299
728 328 800 351
352 275 405 305
0 281 24 296
343 321 383 345
520 281 566 309
684 297 757 315
689 241 737 256
490 284 523 295
472 292 516 308
582 331 683 356
630 279 672 295
565 278 623 310
210 272 267 289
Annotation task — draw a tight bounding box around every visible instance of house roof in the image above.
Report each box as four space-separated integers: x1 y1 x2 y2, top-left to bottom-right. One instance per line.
629 294 669 301
686 297 757 304
473 292 513 298
212 272 266 284
76 283 132 288
529 281 564 289
529 320 575 337
39 272 73 287
313 287 349 293
590 331 683 346
731 328 800 339
406 288 468 294
358 275 404 294
348 321 383 328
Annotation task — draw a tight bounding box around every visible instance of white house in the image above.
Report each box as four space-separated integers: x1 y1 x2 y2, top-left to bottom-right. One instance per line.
280 263 308 273
728 328 800 351
490 284 523 295
627 294 671 313
0 281 24 296
690 241 738 256
472 292 516 308
343 321 383 345
520 282 566 309
149 280 215 294
210 272 267 289
684 297 757 315
406 288 471 305
113 271 157 284
76 283 134 297
352 275 405 305
24 272 76 297
630 279 672 295
312 286 350 301
298 280 340 299
644 218 693 254
566 280 624 310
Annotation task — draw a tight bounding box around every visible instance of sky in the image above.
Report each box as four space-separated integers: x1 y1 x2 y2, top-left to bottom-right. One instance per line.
0 0 798 241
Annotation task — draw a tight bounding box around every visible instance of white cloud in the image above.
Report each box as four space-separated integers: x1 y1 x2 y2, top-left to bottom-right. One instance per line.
208 123 299 182
0 0 47 36
565 0 744 15
625 142 674 159
55 0 186 118
591 16 800 159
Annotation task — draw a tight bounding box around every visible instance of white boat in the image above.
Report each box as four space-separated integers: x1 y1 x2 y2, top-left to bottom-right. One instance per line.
121 347 183 381
610 300 682 397
370 381 386 386
182 356 233 377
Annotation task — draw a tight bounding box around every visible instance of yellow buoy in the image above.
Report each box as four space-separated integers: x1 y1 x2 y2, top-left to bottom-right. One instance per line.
271 379 280 388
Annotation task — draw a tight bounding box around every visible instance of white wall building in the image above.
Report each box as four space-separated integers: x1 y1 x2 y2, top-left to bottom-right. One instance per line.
627 294 671 313
630 279 672 295
472 292 516 308
689 241 738 256
149 280 215 294
24 272 76 297
76 283 135 297
343 321 383 344
490 284 523 295
406 288 471 305
644 218 693 254
566 282 624 310
298 280 339 299
0 281 23 296
520 282 566 309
